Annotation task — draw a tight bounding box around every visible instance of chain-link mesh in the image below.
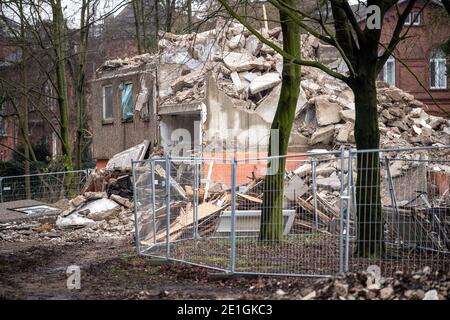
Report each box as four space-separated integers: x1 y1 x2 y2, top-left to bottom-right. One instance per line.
133 146 450 276
0 170 89 204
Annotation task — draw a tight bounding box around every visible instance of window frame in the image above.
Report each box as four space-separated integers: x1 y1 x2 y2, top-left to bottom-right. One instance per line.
412 12 421 26
102 84 114 123
0 116 7 136
120 82 134 122
404 12 421 26
430 50 448 90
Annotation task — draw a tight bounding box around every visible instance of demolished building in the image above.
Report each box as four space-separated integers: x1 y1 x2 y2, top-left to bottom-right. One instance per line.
89 20 450 169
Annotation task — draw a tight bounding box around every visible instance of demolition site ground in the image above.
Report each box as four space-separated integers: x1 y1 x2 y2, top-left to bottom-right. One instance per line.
1 235 449 300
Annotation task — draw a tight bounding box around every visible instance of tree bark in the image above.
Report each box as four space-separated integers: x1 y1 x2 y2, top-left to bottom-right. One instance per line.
52 0 73 170
350 71 384 258
260 0 300 241
75 0 90 170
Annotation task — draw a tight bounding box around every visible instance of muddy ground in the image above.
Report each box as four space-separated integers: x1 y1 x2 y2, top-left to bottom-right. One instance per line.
0 236 318 300
1 236 448 300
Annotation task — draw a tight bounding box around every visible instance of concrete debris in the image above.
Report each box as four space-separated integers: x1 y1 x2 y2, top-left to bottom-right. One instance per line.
314 97 342 126
249 72 281 94
96 20 449 151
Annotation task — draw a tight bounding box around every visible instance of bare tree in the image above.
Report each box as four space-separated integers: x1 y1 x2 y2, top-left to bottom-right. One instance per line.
218 0 431 257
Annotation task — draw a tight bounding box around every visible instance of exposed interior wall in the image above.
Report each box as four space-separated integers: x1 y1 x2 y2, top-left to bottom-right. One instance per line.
159 112 201 156
204 74 271 153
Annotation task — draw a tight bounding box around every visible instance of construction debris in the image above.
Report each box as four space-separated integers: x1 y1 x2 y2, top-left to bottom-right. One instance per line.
97 20 449 150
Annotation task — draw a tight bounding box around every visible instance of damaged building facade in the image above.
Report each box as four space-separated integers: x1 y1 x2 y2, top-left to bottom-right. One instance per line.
89 20 450 169
89 22 314 168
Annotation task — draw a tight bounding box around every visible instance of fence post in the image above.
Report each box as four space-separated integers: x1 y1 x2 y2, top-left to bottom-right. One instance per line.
339 147 350 273
0 177 3 203
131 161 141 255
165 155 171 260
230 158 237 274
345 149 353 273
193 158 199 239
151 160 157 245
311 158 318 229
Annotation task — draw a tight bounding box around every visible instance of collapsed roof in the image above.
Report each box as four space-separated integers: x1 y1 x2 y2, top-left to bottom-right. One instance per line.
97 19 450 149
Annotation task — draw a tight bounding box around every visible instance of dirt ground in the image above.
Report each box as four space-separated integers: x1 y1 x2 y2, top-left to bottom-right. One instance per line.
0 236 318 300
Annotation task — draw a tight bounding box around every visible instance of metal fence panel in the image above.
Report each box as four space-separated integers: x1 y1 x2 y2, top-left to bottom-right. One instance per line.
132 146 450 277
0 170 89 204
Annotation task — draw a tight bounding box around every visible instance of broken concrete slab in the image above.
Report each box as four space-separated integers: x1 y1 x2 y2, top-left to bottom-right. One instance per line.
56 213 96 229
314 97 341 126
339 109 355 123
110 194 133 209
309 125 335 145
284 175 307 201
249 72 281 94
336 122 354 143
245 35 263 55
223 51 265 72
84 198 121 221
317 172 341 191
70 195 86 208
106 140 150 170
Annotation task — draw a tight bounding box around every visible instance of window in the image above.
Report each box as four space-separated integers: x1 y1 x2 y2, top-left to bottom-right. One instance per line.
51 131 58 158
404 12 421 26
120 82 133 121
379 56 396 86
44 81 54 111
430 49 447 89
0 116 7 136
102 85 113 121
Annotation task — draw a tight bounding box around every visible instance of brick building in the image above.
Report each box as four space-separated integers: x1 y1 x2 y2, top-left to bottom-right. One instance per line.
354 0 450 115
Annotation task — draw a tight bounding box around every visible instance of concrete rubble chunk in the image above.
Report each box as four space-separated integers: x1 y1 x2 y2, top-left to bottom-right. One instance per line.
339 109 355 123
170 70 203 92
110 194 133 209
56 213 95 229
245 35 263 55
309 125 335 145
70 195 86 208
315 97 341 126
336 122 354 143
317 172 341 191
228 34 245 49
223 51 265 72
82 198 121 221
284 175 307 201
249 72 281 94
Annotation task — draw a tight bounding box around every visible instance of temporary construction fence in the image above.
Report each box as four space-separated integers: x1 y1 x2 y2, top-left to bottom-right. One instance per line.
132 146 450 277
0 170 90 204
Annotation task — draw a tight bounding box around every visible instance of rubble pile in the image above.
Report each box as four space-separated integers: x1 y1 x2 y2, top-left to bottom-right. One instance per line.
295 75 450 148
242 267 449 300
98 19 449 149
0 192 135 243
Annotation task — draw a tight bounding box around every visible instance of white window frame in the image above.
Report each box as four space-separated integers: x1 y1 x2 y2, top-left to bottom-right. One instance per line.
380 56 396 86
51 131 58 158
102 85 113 121
0 116 7 136
404 13 411 25
404 12 421 26
430 50 447 90
412 12 421 25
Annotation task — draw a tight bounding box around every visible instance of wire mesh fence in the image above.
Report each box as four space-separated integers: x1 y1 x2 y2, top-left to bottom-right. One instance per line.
133 146 450 277
0 170 90 204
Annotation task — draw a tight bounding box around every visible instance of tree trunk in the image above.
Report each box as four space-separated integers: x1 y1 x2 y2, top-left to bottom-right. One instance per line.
132 0 142 54
187 0 192 32
75 0 89 170
260 1 300 241
52 0 73 171
351 73 384 258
